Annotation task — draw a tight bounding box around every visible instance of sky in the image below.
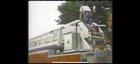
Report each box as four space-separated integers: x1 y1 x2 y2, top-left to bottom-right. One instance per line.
29 1 66 39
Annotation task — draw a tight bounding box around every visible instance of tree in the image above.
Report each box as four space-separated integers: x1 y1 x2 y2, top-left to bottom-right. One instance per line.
93 1 112 24
57 1 81 24
57 1 112 28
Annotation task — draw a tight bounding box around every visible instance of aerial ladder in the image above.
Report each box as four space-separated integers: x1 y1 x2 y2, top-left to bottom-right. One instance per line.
28 20 105 63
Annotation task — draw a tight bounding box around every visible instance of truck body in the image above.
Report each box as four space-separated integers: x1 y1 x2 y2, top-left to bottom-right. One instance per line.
28 20 107 63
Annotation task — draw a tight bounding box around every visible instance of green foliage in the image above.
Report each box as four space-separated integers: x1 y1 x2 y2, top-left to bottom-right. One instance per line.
57 1 81 24
57 1 112 26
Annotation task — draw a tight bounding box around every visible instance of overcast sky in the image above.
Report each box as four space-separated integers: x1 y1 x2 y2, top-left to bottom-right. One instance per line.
29 1 66 39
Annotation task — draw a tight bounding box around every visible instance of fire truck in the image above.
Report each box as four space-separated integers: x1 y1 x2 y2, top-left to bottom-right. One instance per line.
28 20 105 63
